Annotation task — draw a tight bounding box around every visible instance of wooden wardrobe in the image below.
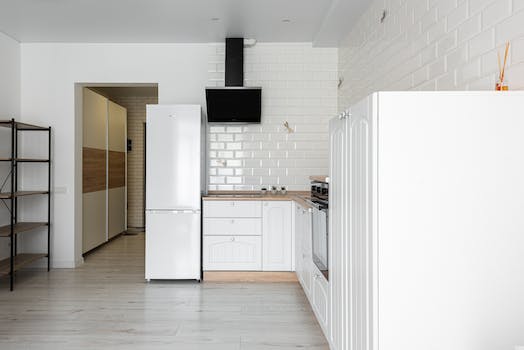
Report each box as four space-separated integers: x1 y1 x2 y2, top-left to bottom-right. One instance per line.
82 88 127 254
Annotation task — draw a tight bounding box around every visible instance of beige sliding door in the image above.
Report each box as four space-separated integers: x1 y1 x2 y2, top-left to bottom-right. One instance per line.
108 101 127 239
82 89 127 254
82 88 108 253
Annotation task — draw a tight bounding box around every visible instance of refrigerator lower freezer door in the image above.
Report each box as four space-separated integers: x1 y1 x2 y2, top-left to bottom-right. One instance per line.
145 210 201 280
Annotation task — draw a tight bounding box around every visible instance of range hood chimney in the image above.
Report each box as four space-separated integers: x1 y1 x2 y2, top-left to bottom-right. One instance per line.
225 38 244 87
205 38 261 124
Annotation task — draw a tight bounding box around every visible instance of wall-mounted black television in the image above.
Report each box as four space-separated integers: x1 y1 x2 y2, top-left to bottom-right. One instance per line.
205 87 261 124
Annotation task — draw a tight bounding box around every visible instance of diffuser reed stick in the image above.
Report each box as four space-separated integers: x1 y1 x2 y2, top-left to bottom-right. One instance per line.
496 42 510 91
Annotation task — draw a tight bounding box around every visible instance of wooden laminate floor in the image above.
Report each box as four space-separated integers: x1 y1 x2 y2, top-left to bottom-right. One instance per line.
0 234 329 349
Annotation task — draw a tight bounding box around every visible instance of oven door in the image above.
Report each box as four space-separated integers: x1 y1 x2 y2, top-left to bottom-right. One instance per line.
312 205 329 280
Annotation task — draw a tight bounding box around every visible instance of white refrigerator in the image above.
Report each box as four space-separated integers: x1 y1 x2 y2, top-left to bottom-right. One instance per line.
145 105 202 281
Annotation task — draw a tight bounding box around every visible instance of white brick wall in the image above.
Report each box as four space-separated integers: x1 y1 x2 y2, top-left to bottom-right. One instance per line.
207 43 338 191
112 95 158 229
339 0 524 109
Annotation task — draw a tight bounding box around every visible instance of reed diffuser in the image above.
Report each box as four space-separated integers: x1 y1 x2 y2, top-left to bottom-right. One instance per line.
496 42 510 91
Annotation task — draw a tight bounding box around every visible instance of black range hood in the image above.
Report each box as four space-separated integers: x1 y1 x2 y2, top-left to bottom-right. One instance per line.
206 38 262 124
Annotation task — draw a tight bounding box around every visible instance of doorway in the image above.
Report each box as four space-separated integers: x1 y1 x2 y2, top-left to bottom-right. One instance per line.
81 84 158 256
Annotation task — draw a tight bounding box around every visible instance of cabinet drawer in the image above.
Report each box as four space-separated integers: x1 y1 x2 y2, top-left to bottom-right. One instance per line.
203 218 261 236
203 201 262 218
203 236 262 271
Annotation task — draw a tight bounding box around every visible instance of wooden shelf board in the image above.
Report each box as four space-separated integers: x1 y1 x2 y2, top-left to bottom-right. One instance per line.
0 191 49 199
0 158 49 162
0 253 48 276
0 121 48 130
0 222 48 237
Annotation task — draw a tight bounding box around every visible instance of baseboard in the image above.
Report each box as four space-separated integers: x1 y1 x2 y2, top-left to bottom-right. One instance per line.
204 271 298 282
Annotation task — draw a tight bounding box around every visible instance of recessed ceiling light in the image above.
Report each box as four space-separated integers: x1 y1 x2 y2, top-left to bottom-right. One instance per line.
282 19 291 23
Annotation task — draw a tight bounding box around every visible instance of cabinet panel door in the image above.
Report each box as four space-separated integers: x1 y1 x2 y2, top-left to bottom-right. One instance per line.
303 209 314 295
313 268 330 335
203 236 262 271
82 191 107 253
329 113 348 349
294 204 303 282
262 201 292 271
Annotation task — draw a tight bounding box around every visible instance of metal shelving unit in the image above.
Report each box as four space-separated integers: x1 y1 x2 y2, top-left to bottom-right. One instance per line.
0 119 51 291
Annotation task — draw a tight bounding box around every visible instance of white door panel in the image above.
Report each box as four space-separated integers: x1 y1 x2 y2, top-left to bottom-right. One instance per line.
145 211 201 280
203 235 262 271
146 105 201 210
262 201 292 271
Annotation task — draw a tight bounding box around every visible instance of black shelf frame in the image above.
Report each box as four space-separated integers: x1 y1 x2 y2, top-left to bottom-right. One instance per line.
0 118 51 291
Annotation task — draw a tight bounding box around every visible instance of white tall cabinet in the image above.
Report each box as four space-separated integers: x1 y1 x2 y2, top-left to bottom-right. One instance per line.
329 92 524 350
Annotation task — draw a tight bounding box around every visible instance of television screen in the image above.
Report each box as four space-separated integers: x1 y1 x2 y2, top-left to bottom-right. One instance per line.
206 87 261 123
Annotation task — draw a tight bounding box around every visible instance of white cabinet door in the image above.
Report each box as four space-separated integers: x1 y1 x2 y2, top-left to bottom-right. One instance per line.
329 113 349 350
301 207 313 296
262 201 293 271
312 267 330 336
294 204 303 282
203 236 262 271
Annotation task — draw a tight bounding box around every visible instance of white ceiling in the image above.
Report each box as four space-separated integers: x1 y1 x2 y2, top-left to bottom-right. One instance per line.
0 0 369 46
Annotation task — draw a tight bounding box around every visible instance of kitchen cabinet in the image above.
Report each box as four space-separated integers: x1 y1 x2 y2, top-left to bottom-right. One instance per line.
203 235 262 271
295 202 312 296
203 200 294 272
262 201 292 271
203 201 262 270
328 92 524 350
295 200 329 343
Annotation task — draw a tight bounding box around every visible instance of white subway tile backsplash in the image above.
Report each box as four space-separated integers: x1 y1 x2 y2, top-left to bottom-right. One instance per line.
218 168 234 176
496 9 524 45
217 134 234 142
458 15 482 43
209 142 225 150
482 0 511 29
447 2 469 30
339 0 524 110
226 160 242 167
515 0 524 12
217 151 234 158
468 28 495 58
226 142 242 150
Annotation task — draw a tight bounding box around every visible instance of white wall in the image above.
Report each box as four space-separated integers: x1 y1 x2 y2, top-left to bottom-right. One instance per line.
0 32 20 260
20 43 212 267
339 0 524 109
19 42 338 268
207 43 338 191
0 32 20 117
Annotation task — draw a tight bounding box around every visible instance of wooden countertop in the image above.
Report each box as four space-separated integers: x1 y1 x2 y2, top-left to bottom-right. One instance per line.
203 191 314 209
